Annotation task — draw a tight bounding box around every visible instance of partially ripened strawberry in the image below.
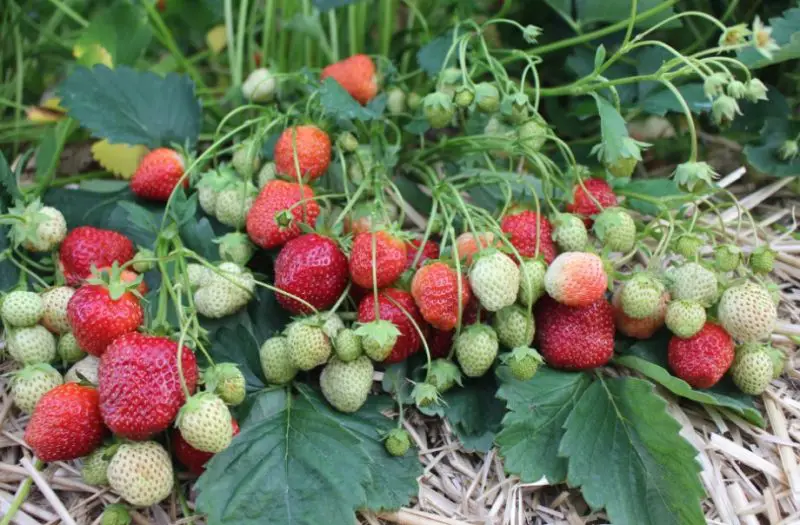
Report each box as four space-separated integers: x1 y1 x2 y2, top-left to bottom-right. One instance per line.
130 148 187 201
273 125 331 182
668 322 734 389
24 383 105 461
405 238 440 270
500 209 557 263
59 227 135 286
535 296 615 370
67 280 143 357
565 178 618 225
173 419 240 475
411 261 471 331
349 230 407 289
99 333 198 440
358 288 423 363
544 252 607 308
454 232 499 264
274 233 349 315
246 180 320 249
611 285 668 339
320 54 378 105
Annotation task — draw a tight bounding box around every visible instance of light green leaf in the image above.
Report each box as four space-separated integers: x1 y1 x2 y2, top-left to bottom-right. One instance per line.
59 65 201 149
738 7 800 68
615 333 765 426
613 178 686 215
196 387 373 525
319 78 380 121
560 376 705 525
35 119 76 187
496 367 591 483
76 3 152 66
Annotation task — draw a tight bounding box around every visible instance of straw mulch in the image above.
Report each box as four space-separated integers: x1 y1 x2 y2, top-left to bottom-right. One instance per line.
1 168 798 525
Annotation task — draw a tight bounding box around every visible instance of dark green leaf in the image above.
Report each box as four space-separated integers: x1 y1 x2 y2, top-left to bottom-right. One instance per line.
614 178 685 215
440 373 504 452
35 119 75 187
0 228 21 290
79 179 129 193
560 376 705 525
319 78 380 122
616 332 764 426
0 151 22 206
59 66 201 149
403 116 430 135
196 387 373 525
567 49 637 104
641 83 710 116
738 7 800 68
496 368 592 483
576 0 679 29
744 118 800 178
417 30 458 76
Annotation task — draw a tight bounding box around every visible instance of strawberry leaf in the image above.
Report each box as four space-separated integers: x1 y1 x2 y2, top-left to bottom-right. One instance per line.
560 376 705 525
496 367 591 483
737 6 800 69
319 78 380 122
417 29 458 76
59 65 201 149
75 3 152 66
439 373 504 452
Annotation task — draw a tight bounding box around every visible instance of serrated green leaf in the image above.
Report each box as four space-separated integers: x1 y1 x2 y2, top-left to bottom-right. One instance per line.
496 367 592 483
567 49 637 104
196 387 373 525
641 83 709 116
59 65 201 149
560 376 705 525
0 228 21 290
319 78 380 122
594 95 630 162
738 7 800 68
613 178 685 215
440 373 504 452
0 152 22 207
417 30 458 76
615 333 765 426
576 0 679 28
76 2 152 66
35 119 76 186
744 118 800 178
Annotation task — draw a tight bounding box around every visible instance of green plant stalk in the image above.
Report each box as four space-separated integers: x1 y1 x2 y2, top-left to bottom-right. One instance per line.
236 0 251 87
44 0 88 27
12 17 23 158
0 459 44 525
328 10 339 62
348 4 358 56
262 0 276 63
380 0 395 58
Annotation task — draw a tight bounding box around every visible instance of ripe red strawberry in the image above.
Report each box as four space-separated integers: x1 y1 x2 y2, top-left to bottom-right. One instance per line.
274 125 331 182
67 284 143 357
500 209 557 263
358 288 423 363
668 322 734 389
173 419 240 475
246 180 320 249
565 178 618 225
320 54 378 105
24 383 105 461
274 233 349 314
59 227 135 286
349 231 407 289
411 261 471 331
424 296 484 358
99 332 198 440
534 296 615 370
405 238 440 270
130 148 187 201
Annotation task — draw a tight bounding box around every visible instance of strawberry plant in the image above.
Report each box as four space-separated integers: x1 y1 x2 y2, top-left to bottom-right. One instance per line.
1 1 799 524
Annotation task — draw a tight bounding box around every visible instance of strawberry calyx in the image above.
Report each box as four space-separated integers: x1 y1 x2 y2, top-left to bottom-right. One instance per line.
86 262 144 301
354 319 400 347
175 391 218 427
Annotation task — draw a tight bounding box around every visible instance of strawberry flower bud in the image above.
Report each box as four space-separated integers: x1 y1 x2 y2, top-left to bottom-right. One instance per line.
744 78 768 102
778 139 799 161
672 161 718 192
703 72 728 99
726 80 746 99
711 94 741 125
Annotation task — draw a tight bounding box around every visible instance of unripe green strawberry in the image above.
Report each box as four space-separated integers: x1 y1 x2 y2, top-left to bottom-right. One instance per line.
665 300 706 338
469 250 520 312
13 204 67 253
1 290 44 327
259 336 298 384
493 305 534 348
749 245 775 274
606 156 638 178
715 243 742 272
232 139 262 178
731 350 773 395
187 263 212 288
107 441 174 507
7 326 56 364
100 503 131 525
58 333 86 363
407 92 422 111
454 325 499 377
355 320 399 362
215 184 256 228
503 93 529 124
216 232 256 266
82 446 112 486
552 213 588 252
177 392 233 453
11 363 62 413
454 86 475 108
669 262 718 307
620 274 666 320
517 115 548 152
198 186 219 216
384 428 411 457
674 233 702 259
257 161 277 188
65 355 101 384
40 286 74 334
500 347 543 381
718 282 776 342
334 328 363 362
320 312 345 340
387 88 407 115
319 356 374 413
425 359 462 393
203 363 246 405
131 248 154 273
194 264 255 318
593 207 636 252
475 82 500 113
287 321 332 370
423 92 454 128
518 258 546 307
736 343 785 379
